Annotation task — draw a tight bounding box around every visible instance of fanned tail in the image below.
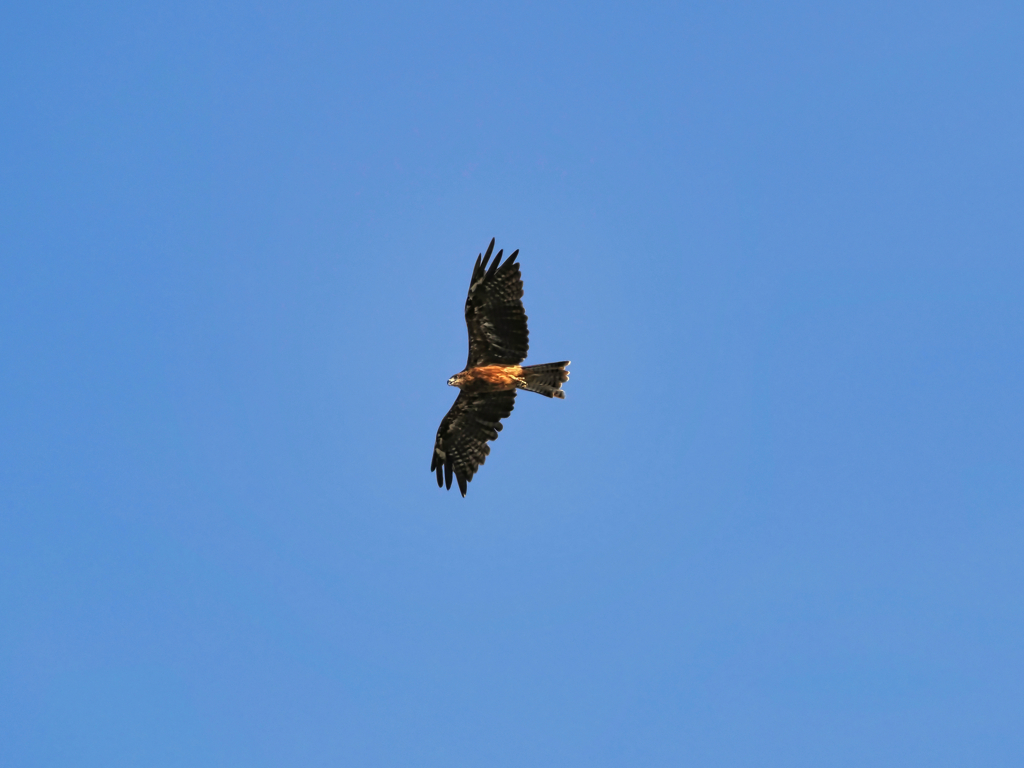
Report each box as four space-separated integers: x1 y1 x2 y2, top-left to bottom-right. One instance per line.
518 361 570 399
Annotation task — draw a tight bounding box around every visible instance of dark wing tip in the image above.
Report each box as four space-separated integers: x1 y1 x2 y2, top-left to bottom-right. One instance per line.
486 249 503 278
506 249 519 265
481 238 495 270
457 474 468 497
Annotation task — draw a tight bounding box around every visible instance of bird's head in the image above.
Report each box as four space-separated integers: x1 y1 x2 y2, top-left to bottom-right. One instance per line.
447 375 457 387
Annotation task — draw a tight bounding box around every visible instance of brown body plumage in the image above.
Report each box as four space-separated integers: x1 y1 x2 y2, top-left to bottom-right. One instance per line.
450 365 525 392
431 239 570 496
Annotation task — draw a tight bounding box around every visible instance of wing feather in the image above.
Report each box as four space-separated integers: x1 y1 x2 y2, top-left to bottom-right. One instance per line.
430 390 516 496
464 238 529 367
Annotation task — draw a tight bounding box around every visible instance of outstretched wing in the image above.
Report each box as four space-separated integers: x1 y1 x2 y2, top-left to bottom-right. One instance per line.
431 389 517 496
465 238 529 368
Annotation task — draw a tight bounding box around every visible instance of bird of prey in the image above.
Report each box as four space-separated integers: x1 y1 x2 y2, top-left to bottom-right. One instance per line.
431 238 569 496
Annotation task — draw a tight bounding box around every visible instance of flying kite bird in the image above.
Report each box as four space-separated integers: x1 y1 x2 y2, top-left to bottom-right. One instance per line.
431 238 570 496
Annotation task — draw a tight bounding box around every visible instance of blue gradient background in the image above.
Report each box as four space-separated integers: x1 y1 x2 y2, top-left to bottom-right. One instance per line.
2 2 1022 765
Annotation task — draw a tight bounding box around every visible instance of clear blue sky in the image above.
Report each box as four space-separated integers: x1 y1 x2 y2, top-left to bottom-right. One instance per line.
2 1 1022 765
